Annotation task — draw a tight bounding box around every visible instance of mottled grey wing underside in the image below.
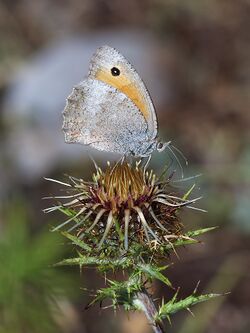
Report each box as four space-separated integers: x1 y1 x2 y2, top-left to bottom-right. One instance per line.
62 78 151 155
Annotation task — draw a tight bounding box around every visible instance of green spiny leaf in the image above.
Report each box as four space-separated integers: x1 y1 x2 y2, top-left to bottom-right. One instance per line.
87 273 142 310
156 292 222 321
186 226 218 238
61 231 92 252
162 227 218 251
161 236 198 251
58 206 75 217
55 255 132 269
137 263 172 287
55 256 107 267
182 184 196 200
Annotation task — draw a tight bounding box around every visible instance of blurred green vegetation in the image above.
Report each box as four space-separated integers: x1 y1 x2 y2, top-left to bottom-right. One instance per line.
0 200 76 333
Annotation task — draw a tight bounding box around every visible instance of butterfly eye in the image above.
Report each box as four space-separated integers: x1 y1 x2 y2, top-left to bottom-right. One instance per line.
111 67 120 76
157 142 164 150
157 141 169 152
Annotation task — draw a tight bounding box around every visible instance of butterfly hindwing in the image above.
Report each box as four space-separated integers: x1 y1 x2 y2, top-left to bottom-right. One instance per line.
63 78 152 155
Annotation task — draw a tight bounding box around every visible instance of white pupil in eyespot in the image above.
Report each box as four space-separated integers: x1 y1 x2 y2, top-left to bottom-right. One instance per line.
111 67 120 76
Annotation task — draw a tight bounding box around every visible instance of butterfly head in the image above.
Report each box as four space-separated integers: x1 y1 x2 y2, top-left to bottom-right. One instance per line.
156 140 171 153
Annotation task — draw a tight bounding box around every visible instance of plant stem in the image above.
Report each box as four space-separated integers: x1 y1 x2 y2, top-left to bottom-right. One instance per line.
133 289 165 333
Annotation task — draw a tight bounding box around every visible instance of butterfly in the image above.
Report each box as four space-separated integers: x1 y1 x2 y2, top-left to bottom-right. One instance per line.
62 45 168 157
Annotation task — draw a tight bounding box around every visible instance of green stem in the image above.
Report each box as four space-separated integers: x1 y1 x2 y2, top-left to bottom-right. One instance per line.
133 289 165 333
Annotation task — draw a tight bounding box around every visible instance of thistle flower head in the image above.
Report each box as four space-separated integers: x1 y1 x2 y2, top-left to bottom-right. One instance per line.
45 160 201 251
92 161 158 213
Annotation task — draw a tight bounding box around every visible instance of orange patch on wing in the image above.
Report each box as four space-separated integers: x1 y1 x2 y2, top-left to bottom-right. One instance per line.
95 68 150 121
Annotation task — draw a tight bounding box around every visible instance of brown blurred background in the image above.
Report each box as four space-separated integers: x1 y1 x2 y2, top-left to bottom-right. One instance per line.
0 1 250 332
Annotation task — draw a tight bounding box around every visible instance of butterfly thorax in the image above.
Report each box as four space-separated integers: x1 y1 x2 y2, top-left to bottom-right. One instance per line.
130 138 158 157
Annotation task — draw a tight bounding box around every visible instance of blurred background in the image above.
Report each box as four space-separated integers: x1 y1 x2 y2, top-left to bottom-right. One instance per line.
0 0 250 332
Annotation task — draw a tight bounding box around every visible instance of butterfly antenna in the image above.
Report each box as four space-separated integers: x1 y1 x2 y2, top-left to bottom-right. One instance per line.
170 144 189 166
158 157 174 182
166 144 184 178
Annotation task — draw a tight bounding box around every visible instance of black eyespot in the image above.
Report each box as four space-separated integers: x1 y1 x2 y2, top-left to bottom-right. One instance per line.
111 67 120 76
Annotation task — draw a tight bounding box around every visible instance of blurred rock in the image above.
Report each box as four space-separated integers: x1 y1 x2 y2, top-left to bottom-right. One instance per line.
3 30 168 182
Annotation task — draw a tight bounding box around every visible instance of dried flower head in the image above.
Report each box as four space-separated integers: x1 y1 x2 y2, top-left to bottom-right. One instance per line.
44 160 201 250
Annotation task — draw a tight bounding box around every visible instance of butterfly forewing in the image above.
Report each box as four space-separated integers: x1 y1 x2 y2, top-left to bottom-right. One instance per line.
88 45 158 140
